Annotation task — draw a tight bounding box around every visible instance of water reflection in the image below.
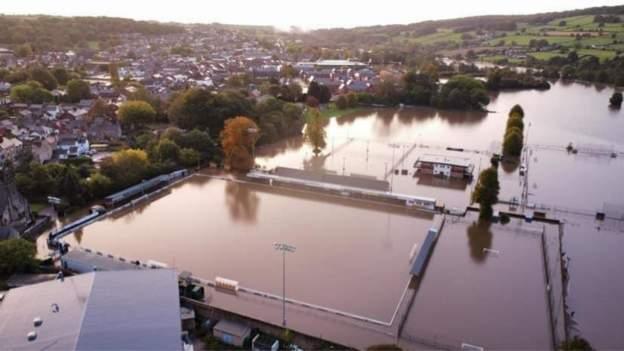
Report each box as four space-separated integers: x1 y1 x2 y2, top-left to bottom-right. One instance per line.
417 176 469 190
437 109 488 125
303 153 330 173
501 159 520 174
73 229 83 244
467 220 493 263
225 181 260 223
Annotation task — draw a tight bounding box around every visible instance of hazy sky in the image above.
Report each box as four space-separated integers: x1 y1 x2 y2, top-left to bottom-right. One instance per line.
0 0 621 29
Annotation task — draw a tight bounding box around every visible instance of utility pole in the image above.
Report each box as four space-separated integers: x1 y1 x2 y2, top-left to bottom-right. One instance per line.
273 243 296 328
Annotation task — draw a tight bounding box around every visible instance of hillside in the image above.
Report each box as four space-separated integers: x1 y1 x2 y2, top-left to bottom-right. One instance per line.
296 5 624 63
0 15 183 52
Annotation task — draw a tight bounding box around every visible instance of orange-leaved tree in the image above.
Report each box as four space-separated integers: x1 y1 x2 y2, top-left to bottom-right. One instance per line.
220 116 260 172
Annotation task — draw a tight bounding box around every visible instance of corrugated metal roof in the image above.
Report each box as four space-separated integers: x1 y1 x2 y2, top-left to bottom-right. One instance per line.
0 270 182 351
410 228 440 277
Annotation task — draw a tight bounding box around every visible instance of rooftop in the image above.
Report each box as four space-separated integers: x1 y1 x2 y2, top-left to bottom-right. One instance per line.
415 154 474 169
0 269 182 351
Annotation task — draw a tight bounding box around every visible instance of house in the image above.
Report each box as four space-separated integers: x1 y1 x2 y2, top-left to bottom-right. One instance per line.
213 320 251 347
87 117 122 142
31 137 56 163
414 154 474 179
56 137 90 159
0 137 23 164
0 269 184 351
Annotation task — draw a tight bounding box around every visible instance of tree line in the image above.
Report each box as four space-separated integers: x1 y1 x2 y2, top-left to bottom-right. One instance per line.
0 15 183 52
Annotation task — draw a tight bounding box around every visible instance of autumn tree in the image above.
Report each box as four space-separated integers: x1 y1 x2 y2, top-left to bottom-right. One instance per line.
472 167 500 220
303 108 327 155
118 100 156 130
220 116 260 172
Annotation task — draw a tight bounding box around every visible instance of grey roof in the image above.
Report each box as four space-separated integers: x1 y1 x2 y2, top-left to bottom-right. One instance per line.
410 228 439 277
274 167 389 192
62 249 142 272
214 319 251 337
0 270 182 351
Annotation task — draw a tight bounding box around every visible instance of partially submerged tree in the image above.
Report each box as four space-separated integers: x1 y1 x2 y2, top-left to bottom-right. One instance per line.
610 92 623 108
220 116 260 172
303 108 327 155
472 167 500 220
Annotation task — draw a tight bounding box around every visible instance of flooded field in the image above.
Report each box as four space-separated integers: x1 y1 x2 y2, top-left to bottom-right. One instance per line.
37 80 624 348
39 175 434 322
401 215 553 349
562 214 624 350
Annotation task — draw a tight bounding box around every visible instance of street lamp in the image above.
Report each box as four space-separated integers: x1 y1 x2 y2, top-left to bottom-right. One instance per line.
273 242 296 328
388 143 401 192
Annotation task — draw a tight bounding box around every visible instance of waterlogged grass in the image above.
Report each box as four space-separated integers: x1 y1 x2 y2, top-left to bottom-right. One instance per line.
319 103 362 120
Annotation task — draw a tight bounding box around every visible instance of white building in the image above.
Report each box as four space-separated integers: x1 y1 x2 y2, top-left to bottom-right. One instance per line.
56 137 90 159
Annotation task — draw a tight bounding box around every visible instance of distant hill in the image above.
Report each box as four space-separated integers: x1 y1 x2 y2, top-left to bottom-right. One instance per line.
303 5 624 48
0 15 183 51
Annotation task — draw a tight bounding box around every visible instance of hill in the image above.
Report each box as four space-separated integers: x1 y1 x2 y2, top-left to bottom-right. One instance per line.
0 15 184 52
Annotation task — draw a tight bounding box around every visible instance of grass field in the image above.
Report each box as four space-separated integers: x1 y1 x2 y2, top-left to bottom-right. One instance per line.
319 103 362 120
409 29 464 45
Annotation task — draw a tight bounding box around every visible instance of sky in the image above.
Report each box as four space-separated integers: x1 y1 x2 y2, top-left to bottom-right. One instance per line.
0 0 621 29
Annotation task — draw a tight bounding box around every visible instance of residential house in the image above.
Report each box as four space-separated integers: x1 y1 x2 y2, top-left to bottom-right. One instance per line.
0 137 23 164
56 136 90 159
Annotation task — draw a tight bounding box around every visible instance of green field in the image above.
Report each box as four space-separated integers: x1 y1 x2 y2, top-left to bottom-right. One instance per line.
529 48 617 62
319 104 362 120
409 29 464 45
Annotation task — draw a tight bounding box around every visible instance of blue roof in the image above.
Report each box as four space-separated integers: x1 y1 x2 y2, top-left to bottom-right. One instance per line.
410 228 439 277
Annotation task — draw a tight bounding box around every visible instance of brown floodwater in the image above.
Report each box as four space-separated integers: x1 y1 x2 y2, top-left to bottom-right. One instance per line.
402 215 552 349
37 81 624 348
40 176 434 322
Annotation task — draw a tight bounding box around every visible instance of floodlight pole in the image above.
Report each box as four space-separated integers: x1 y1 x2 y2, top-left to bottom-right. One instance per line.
274 243 296 328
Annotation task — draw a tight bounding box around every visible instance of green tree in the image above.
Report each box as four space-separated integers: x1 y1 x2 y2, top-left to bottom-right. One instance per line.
87 172 113 198
15 43 33 58
303 108 327 155
29 66 58 90
66 79 91 102
59 166 86 205
118 100 156 129
154 138 180 163
0 239 38 276
510 104 525 118
168 88 253 134
100 149 150 188
336 95 348 109
503 128 524 157
52 67 70 86
506 116 524 130
10 81 53 104
179 148 201 168
472 167 500 220
610 92 623 108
